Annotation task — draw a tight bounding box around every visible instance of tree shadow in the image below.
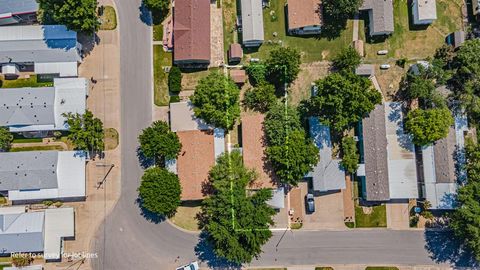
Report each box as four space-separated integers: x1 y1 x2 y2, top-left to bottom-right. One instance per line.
136 147 155 169
424 230 479 267
139 1 152 26
194 231 242 270
135 197 167 224
77 32 101 57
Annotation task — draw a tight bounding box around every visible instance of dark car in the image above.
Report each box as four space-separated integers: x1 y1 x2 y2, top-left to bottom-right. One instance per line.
305 193 315 213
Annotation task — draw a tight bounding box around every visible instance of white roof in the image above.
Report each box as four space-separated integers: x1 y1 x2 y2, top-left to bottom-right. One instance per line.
240 0 264 43
53 78 88 129
1 63 18 74
384 102 418 199
34 62 78 77
43 208 74 260
416 0 437 21
169 101 211 132
8 151 86 202
213 128 225 161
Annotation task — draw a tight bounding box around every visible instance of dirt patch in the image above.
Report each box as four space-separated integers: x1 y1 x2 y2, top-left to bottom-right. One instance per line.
374 64 406 101
362 206 373 215
289 61 331 105
104 128 119 150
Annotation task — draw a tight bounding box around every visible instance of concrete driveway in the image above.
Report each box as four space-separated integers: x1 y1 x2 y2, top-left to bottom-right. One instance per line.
386 202 410 230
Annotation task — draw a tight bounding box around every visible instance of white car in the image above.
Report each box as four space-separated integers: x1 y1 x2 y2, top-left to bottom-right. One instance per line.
176 261 199 270
380 64 391 69
377 50 388 55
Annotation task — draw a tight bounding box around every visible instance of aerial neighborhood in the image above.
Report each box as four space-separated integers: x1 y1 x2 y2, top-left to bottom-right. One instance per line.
0 0 480 269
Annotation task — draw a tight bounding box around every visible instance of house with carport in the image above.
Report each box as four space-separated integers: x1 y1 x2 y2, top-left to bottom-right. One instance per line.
287 0 323 35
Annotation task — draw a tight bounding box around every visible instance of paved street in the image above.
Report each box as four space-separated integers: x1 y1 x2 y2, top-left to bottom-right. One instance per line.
89 1 476 269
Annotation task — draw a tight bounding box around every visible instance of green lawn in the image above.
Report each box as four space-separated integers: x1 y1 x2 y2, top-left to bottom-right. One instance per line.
362 0 463 60
152 10 169 41
1 75 53 88
315 267 334 270
12 138 43 143
99 6 117 30
0 265 12 270
153 45 172 106
354 203 387 228
10 145 65 152
222 0 239 57
246 0 352 63
0 195 6 205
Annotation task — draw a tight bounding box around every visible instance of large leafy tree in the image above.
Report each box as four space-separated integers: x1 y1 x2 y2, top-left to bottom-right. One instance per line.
265 47 301 86
245 63 267 86
243 83 278 113
309 72 382 132
322 0 362 36
266 130 319 186
64 110 104 152
332 46 361 72
450 140 480 261
453 39 480 84
340 136 359 174
0 127 13 152
191 71 241 130
38 0 100 33
138 167 181 216
143 0 170 11
138 120 182 163
201 151 275 264
264 103 302 146
404 108 454 146
401 66 446 108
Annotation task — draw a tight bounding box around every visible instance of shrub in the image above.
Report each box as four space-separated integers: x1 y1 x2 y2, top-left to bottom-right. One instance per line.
168 66 182 94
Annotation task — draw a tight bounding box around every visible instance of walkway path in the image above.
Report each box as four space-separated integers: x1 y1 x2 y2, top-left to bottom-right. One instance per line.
353 13 360 41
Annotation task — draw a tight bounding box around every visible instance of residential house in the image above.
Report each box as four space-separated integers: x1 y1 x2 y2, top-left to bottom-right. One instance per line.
421 108 468 209
0 151 86 203
0 206 75 261
0 78 88 133
307 117 346 192
0 25 82 77
358 102 418 201
173 0 211 66
359 0 394 36
240 0 264 47
355 64 375 77
412 0 437 25
168 101 225 200
0 0 38 26
287 0 322 35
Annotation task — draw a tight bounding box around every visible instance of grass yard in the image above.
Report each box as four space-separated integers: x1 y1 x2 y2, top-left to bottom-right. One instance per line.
0 265 12 270
0 195 6 205
104 128 119 150
170 201 202 232
99 6 117 30
10 145 64 152
153 45 172 106
354 203 387 228
315 267 334 270
246 0 352 63
152 10 169 41
181 68 218 91
222 0 239 57
362 0 463 60
12 138 43 143
0 75 53 88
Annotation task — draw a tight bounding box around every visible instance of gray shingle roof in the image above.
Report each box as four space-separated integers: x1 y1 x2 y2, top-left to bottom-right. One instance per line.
240 0 264 44
0 211 45 254
362 104 390 201
0 0 39 15
433 127 456 183
0 87 55 127
0 151 59 191
360 0 394 35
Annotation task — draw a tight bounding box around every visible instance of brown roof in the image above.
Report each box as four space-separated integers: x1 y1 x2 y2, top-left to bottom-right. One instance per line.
173 0 211 63
228 43 243 60
362 104 390 201
433 127 457 183
177 130 215 200
230 69 246 84
241 113 277 189
287 0 323 30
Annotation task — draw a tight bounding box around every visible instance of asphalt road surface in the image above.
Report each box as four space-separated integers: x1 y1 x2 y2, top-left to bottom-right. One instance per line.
90 1 475 269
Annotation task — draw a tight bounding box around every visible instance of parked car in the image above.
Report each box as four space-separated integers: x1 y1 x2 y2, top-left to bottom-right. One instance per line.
377 50 388 55
305 193 315 213
176 261 199 270
380 64 391 69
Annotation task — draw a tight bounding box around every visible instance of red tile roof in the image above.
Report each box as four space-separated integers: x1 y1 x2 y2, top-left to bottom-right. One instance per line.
173 0 211 63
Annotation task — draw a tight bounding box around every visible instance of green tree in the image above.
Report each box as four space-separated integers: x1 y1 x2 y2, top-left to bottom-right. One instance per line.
191 71 241 130
138 167 181 216
309 72 382 132
264 103 302 146
243 83 277 113
340 136 359 174
168 66 182 94
267 130 319 186
404 108 454 146
333 46 361 72
143 0 170 11
401 67 446 108
138 121 182 163
453 39 480 84
64 110 105 152
38 0 100 33
322 0 362 36
246 63 267 86
450 140 480 261
0 127 13 152
265 47 301 86
201 151 275 264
